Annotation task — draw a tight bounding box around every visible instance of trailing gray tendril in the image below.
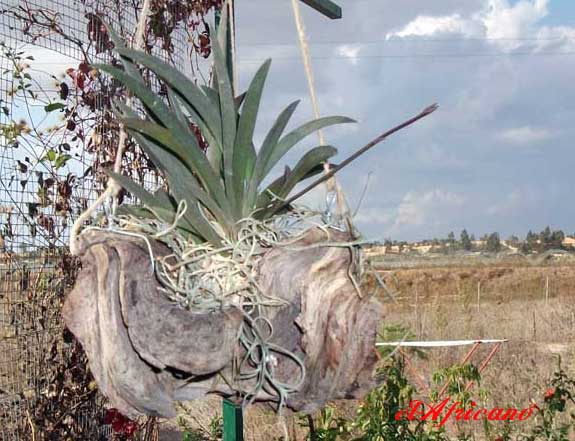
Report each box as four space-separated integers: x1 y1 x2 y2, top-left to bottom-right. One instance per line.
93 203 363 410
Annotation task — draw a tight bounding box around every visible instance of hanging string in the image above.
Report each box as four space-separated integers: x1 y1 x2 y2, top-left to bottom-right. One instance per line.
290 0 326 147
289 0 352 230
70 0 152 255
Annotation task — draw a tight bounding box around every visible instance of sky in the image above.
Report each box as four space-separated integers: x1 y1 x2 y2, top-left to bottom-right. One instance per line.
231 0 575 242
4 0 574 243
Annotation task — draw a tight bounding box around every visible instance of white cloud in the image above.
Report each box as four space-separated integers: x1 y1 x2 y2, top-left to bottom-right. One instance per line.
337 44 361 65
385 0 564 52
498 126 555 146
386 14 480 39
482 0 548 40
533 25 575 51
392 189 467 230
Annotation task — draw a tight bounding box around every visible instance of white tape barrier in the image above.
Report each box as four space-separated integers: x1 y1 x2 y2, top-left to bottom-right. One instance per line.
376 339 508 347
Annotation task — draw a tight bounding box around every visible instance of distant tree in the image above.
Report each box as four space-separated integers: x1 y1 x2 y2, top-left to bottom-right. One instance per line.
551 230 565 249
384 239 392 252
470 234 476 242
508 235 519 244
541 226 552 246
447 231 455 244
486 232 501 253
525 230 536 250
460 229 472 251
520 241 532 253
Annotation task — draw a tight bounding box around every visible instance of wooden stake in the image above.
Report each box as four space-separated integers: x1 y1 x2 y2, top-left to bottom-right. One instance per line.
477 281 481 312
415 286 420 338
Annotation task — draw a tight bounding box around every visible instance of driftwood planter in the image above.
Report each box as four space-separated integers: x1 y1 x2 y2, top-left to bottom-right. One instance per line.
63 228 383 418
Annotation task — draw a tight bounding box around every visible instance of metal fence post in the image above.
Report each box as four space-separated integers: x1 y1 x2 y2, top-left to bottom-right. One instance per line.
223 398 244 441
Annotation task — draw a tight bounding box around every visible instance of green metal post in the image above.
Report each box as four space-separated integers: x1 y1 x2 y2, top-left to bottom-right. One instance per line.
214 2 341 439
222 398 244 441
299 0 342 19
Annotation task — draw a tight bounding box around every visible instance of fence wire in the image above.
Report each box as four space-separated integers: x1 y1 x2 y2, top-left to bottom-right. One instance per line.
0 0 196 438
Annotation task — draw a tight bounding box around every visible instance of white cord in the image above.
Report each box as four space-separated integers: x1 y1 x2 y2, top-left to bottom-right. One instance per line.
290 0 351 224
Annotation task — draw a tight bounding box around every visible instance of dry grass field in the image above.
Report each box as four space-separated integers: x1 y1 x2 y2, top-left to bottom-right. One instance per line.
163 256 575 440
4 253 573 440
373 257 575 438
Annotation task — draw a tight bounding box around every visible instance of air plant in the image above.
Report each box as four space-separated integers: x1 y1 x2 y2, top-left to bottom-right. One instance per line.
96 11 354 247
64 8 438 417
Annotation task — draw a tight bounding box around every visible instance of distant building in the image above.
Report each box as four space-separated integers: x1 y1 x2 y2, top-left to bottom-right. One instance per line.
563 237 575 248
363 245 387 257
412 244 434 254
501 240 519 253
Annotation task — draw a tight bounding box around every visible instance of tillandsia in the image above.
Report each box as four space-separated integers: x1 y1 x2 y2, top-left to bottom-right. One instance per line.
95 8 355 248
90 7 360 408
90 6 436 409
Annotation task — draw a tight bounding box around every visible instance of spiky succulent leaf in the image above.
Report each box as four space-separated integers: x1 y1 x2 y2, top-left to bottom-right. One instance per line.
244 101 299 213
107 171 176 222
106 26 223 150
98 18 357 244
211 20 239 216
255 146 337 217
258 116 355 182
233 59 271 208
128 130 225 245
111 102 228 242
111 100 231 218
272 145 337 199
198 86 247 173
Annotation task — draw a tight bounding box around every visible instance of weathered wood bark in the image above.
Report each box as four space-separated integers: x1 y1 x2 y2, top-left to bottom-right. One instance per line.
63 229 383 418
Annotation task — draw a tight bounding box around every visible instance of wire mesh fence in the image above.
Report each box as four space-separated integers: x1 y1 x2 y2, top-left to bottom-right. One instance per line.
0 0 210 438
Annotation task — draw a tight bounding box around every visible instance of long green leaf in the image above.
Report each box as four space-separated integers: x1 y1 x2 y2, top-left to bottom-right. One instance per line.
127 130 226 246
212 10 239 216
262 116 355 180
255 146 337 216
233 59 271 208
101 82 230 212
276 145 337 199
112 102 217 216
201 85 220 109
254 166 291 213
166 87 223 176
246 100 299 212
166 87 223 178
106 26 223 149
199 86 246 175
112 100 230 233
254 102 299 176
107 171 176 223
120 118 233 228
117 49 222 150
